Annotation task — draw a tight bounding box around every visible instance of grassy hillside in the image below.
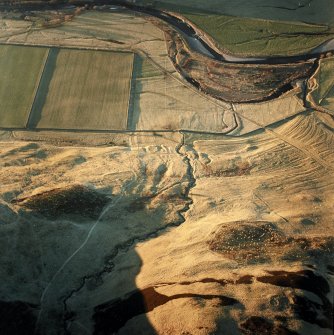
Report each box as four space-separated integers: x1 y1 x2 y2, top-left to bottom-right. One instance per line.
308 56 334 113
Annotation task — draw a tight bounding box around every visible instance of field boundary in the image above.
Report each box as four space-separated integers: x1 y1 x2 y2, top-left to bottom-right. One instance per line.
0 41 131 54
26 48 51 128
27 48 62 129
24 48 50 127
127 54 141 131
0 111 305 135
0 126 235 135
125 53 135 131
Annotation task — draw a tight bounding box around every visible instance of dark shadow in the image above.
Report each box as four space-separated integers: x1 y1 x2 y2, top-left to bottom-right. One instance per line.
0 176 241 334
11 184 111 221
0 182 175 334
27 48 59 129
127 54 143 131
1 178 333 334
93 276 238 334
0 301 39 335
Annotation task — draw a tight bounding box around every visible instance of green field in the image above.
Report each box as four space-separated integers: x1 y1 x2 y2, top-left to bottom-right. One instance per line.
182 13 334 57
0 45 48 128
138 0 334 25
137 0 334 56
30 49 134 130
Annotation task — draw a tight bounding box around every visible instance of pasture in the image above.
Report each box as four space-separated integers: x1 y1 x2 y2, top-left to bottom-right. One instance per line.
0 45 48 128
130 56 233 132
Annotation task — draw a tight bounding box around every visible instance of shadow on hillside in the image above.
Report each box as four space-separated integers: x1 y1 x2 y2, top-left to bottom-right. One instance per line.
0 183 178 334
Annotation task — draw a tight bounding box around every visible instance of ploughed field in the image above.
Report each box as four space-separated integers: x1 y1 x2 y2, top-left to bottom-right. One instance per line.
0 3 333 335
